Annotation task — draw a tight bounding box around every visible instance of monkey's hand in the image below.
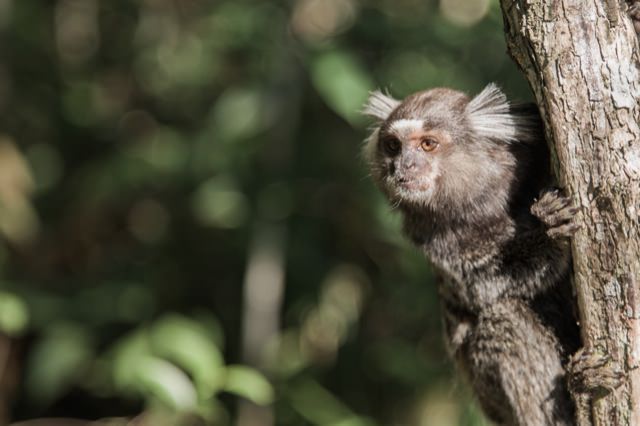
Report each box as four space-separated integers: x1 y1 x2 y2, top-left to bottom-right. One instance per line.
567 347 625 425
568 346 625 398
531 189 581 240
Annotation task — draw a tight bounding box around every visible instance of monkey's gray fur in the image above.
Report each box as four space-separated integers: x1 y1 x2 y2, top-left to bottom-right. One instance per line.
363 85 582 425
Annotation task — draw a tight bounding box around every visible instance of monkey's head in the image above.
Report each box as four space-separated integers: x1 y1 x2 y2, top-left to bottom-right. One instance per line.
363 84 532 211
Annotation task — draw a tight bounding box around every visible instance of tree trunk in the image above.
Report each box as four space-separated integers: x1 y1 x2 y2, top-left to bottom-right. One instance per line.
499 0 640 424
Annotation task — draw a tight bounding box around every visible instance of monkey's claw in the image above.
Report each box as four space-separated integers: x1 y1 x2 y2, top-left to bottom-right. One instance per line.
531 189 580 239
568 347 624 398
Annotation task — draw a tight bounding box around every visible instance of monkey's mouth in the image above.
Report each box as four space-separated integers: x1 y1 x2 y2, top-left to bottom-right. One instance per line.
388 176 433 202
394 176 430 192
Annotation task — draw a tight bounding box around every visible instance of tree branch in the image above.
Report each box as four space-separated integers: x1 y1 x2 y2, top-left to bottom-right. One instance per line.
499 0 640 424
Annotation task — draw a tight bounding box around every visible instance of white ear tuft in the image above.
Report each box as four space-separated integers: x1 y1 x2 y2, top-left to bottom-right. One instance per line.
363 90 400 122
466 83 519 142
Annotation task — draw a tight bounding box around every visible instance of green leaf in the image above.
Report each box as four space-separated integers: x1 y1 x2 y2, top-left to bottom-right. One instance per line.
0 291 29 336
111 329 152 391
24 323 92 405
287 378 373 425
111 328 199 410
191 176 249 229
150 314 226 398
223 365 274 406
135 356 199 410
210 87 270 142
130 127 188 173
310 51 373 125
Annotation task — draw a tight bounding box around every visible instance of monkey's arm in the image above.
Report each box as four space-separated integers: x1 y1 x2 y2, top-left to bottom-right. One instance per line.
499 189 579 299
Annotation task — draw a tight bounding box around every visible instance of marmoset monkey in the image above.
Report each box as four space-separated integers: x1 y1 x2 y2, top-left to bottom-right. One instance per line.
362 85 583 425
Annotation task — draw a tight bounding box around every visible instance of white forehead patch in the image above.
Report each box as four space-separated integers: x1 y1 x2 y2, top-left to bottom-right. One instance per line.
389 119 423 138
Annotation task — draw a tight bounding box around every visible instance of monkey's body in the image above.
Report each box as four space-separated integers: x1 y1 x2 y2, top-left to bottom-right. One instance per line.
433 215 580 425
363 85 581 425
453 296 576 425
402 128 580 426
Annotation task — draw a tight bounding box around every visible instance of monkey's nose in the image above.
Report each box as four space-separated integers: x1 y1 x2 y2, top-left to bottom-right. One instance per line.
401 158 417 171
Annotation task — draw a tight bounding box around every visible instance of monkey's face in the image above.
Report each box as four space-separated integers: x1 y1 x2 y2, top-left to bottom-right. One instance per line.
372 119 451 204
364 88 471 206
363 85 522 210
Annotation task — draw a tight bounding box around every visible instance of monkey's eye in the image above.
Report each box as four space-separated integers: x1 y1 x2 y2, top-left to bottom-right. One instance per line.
420 138 439 152
382 137 401 156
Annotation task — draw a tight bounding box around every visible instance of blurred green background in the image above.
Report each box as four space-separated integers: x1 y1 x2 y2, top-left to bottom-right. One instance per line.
0 0 532 425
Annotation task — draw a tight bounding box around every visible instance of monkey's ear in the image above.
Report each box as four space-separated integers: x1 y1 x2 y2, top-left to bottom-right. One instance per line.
465 83 519 142
363 90 400 122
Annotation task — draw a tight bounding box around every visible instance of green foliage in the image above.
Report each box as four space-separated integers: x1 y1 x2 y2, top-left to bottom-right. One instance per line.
311 51 374 125
223 366 274 406
24 323 93 405
0 0 528 424
107 315 275 418
0 291 29 336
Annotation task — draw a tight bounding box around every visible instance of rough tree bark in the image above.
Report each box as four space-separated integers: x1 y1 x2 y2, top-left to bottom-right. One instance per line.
499 1 640 425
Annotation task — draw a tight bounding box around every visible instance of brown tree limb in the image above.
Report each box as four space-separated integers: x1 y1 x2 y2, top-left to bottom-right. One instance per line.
499 0 640 424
